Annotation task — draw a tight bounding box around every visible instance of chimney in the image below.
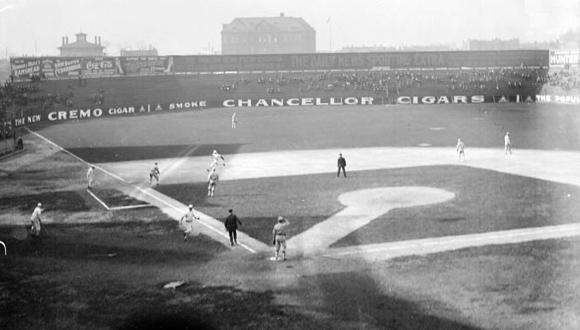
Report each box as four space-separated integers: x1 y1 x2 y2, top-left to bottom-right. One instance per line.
94 36 97 44
98 36 101 45
65 36 69 44
280 12 284 17
62 37 65 46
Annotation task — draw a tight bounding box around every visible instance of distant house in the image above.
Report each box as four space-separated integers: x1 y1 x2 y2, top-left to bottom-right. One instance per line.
59 32 105 57
222 13 315 55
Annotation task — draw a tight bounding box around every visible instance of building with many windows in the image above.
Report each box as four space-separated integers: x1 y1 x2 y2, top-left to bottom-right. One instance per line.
120 48 159 57
468 38 520 51
58 32 105 57
222 13 315 55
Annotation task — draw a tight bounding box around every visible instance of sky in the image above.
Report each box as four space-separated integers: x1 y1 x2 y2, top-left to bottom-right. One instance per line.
0 0 578 57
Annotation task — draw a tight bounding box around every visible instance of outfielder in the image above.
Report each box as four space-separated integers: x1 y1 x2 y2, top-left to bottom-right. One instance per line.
272 216 290 261
180 204 200 241
207 150 226 172
231 112 237 128
504 132 512 156
207 168 219 197
149 162 160 185
86 165 95 189
456 138 465 161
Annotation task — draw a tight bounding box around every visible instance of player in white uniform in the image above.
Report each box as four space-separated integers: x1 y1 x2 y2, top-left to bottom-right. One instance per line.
504 132 512 156
180 204 200 241
149 162 160 185
272 216 290 261
29 202 44 252
231 112 237 128
207 150 226 172
86 165 95 189
456 138 465 161
207 168 219 197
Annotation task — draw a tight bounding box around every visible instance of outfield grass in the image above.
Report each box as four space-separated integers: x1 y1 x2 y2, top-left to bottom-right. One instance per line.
38 104 580 156
155 165 580 246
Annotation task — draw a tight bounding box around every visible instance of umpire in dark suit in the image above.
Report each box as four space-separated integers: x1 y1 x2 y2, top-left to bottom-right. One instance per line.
224 209 242 246
337 153 347 178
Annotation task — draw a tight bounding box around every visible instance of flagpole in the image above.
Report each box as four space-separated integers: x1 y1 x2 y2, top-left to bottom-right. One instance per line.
328 17 332 52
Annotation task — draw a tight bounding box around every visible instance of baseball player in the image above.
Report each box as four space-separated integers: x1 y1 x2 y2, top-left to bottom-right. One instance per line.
456 138 465 161
207 168 219 197
337 153 347 178
231 112 237 128
272 216 290 261
207 150 226 172
180 204 200 241
29 202 43 252
86 165 95 189
504 132 512 156
149 162 160 185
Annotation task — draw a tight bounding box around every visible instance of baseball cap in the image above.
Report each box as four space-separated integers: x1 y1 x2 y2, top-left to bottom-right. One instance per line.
188 204 193 209
37 202 42 207
278 216 284 222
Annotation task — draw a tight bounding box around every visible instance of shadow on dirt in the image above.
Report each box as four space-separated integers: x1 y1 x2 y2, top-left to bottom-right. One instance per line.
118 313 215 330
306 271 480 329
0 191 90 212
0 220 226 265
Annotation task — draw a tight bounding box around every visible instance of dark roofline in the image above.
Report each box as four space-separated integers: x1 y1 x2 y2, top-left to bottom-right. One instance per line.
223 16 315 33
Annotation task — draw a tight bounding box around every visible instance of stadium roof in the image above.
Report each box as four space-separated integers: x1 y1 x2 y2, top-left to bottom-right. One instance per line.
223 15 314 33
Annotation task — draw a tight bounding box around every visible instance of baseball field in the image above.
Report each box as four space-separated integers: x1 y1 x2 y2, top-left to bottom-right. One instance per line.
2 102 580 329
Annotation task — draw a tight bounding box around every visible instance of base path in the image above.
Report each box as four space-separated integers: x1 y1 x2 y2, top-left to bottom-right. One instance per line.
99 146 580 188
289 187 454 255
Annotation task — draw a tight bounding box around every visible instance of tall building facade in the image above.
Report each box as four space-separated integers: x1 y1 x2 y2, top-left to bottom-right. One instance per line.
468 38 520 51
58 32 105 57
222 13 315 55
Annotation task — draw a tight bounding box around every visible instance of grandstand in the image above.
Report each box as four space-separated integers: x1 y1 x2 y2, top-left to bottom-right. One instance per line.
0 50 550 130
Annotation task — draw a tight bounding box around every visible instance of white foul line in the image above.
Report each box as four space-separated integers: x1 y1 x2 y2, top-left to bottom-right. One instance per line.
323 222 580 260
131 185 257 253
108 204 152 211
86 189 110 210
27 128 256 254
25 128 128 183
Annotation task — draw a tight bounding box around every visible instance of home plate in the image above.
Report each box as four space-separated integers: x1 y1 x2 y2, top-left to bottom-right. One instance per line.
417 143 431 147
429 127 446 130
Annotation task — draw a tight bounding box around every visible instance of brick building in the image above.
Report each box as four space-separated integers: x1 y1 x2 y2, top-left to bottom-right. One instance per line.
222 13 315 55
59 32 105 57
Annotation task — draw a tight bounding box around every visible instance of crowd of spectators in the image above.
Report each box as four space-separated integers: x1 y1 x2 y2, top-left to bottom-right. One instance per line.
547 69 580 93
218 67 548 97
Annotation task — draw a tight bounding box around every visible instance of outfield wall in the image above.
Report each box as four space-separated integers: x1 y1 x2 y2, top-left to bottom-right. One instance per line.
10 50 548 80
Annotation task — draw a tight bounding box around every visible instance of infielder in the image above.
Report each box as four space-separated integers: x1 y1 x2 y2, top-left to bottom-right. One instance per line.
504 132 512 156
456 138 465 161
272 216 290 261
207 150 226 172
180 204 200 241
149 162 160 185
207 168 219 197
86 165 95 189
